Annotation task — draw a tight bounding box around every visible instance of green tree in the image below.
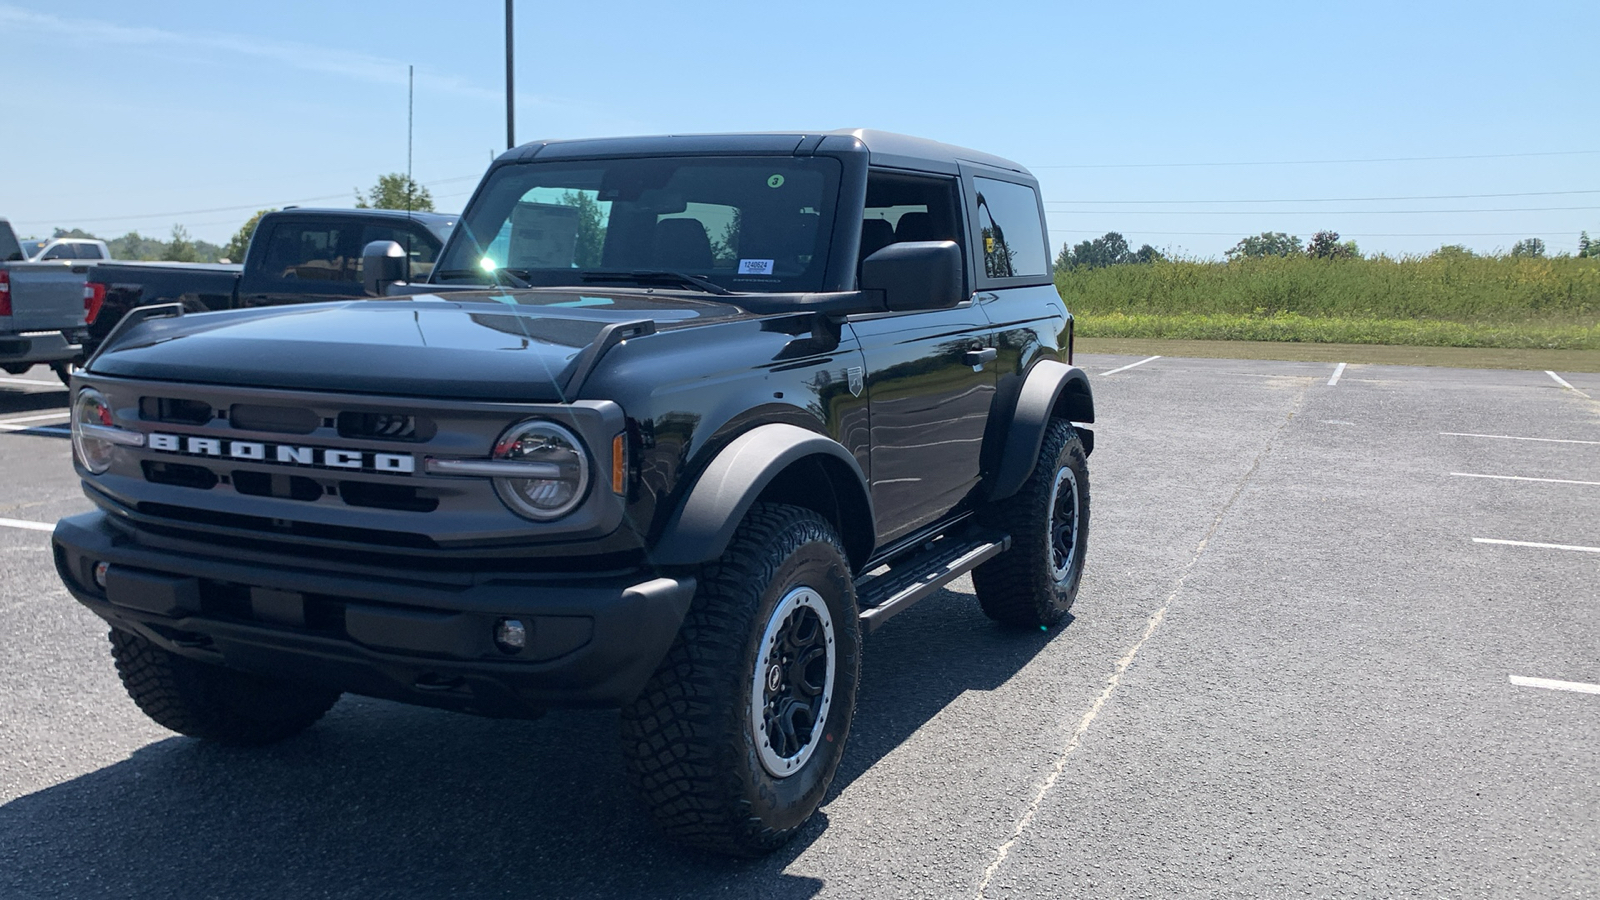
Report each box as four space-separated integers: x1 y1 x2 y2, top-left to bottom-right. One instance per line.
355 173 434 211
1431 244 1476 260
559 192 608 268
1226 232 1303 260
223 209 276 263
164 225 199 263
1510 237 1546 258
1306 230 1359 260
1055 232 1163 271
1575 232 1595 258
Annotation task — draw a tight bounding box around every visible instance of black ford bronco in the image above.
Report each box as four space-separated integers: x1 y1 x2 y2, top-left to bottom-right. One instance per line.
52 130 1094 855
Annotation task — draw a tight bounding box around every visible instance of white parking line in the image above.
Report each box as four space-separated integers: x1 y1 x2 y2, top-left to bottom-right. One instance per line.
0 517 54 533
1441 432 1600 446
1100 355 1161 377
1473 538 1600 554
1327 362 1346 386
1452 472 1600 487
1546 371 1592 399
0 375 61 387
1509 675 1600 696
0 411 70 425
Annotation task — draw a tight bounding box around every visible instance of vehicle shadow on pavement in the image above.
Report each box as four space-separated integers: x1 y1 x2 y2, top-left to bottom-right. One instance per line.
0 389 68 415
0 587 1059 900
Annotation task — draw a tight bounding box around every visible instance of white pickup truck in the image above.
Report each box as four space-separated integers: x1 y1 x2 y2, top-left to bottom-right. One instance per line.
0 218 99 384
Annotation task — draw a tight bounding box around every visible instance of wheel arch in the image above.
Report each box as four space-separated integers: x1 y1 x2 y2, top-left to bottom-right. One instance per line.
986 359 1094 503
651 423 875 571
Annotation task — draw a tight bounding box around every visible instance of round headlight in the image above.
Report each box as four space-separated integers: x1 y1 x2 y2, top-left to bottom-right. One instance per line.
491 420 590 520
71 388 117 474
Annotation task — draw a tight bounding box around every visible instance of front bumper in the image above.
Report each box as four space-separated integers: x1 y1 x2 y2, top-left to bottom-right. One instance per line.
0 331 80 366
53 510 695 716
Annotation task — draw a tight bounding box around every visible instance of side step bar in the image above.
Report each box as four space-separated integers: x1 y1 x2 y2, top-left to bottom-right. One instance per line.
856 531 1011 632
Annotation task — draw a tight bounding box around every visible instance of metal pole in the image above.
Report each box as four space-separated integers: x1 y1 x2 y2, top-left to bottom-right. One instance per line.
505 0 515 150
407 65 414 212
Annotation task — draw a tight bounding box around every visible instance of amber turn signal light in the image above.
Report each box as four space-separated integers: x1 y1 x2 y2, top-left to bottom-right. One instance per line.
611 432 627 495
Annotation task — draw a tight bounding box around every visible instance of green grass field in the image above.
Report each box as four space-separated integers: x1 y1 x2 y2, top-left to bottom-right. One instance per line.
1058 254 1600 350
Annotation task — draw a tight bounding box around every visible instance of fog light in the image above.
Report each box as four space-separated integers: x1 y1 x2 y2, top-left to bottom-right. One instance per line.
93 561 109 589
494 618 527 653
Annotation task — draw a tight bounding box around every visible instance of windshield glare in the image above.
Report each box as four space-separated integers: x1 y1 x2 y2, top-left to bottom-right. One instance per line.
438 157 841 293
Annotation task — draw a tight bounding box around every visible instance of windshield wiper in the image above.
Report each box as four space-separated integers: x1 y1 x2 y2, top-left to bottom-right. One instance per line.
579 269 732 296
433 267 532 289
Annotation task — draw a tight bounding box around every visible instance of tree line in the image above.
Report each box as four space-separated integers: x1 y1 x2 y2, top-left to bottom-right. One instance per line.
1057 229 1600 273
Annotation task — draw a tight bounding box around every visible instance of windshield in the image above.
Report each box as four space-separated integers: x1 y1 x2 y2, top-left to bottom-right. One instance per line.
436 156 841 293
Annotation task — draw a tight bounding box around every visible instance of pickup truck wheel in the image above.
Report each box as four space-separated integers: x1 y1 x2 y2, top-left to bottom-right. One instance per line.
108 628 340 746
620 503 861 856
50 362 74 386
973 418 1090 627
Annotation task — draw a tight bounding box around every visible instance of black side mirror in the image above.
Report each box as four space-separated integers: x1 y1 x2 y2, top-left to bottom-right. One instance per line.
362 240 408 297
860 241 964 312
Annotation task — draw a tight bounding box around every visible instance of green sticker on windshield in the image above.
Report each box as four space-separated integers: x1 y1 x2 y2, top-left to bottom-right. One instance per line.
767 174 785 189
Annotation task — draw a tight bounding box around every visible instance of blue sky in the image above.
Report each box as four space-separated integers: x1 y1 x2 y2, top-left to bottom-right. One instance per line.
2 0 1595 258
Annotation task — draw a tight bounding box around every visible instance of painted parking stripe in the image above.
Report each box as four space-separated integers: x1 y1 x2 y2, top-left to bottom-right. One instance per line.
0 375 61 387
1509 676 1600 696
0 411 70 425
0 517 54 533
1441 432 1600 446
1451 472 1600 487
1473 538 1600 554
1546 371 1592 399
1327 362 1346 386
1100 355 1161 376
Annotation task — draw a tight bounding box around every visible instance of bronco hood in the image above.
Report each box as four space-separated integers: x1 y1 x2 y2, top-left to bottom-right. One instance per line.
86 290 752 401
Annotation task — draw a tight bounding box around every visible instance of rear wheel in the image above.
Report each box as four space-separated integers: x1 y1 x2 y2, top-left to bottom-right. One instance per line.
109 628 340 746
621 503 861 856
972 417 1090 627
50 361 74 386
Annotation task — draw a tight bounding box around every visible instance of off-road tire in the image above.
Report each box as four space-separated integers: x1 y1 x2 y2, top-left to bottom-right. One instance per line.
109 628 340 746
972 417 1090 627
620 503 861 856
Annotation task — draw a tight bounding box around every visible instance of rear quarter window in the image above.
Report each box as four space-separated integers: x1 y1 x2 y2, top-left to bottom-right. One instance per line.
971 177 1049 282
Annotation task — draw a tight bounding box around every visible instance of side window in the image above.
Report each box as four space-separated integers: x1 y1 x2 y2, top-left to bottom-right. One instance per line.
259 224 355 282
972 177 1048 280
41 243 72 261
860 171 962 275
359 225 442 280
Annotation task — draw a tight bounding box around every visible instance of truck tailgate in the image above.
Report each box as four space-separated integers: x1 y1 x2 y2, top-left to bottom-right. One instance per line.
3 262 90 331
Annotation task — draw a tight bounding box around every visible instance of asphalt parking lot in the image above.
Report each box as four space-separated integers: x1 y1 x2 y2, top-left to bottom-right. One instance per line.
1 355 1595 899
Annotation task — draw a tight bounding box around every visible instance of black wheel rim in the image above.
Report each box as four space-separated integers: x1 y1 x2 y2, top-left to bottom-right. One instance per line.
1049 466 1079 583
751 586 836 778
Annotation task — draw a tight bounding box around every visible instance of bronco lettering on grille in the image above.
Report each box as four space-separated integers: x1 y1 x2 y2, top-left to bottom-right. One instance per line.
147 433 415 474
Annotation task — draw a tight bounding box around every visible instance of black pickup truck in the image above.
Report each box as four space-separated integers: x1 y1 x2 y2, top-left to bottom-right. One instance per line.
83 208 455 357
53 130 1094 856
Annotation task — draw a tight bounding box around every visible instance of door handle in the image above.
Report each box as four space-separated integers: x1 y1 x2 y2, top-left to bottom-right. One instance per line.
964 347 998 369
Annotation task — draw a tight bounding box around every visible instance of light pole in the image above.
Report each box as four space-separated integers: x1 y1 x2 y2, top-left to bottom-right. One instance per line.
505 0 515 150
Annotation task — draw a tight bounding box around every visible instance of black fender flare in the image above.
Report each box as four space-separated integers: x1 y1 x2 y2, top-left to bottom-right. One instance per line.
987 359 1095 502
651 423 875 569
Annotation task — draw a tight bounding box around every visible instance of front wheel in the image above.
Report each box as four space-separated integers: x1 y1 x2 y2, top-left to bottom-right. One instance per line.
621 503 861 856
972 417 1090 627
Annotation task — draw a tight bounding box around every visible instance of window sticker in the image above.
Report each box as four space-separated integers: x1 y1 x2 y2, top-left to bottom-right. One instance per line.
738 259 776 275
766 174 785 189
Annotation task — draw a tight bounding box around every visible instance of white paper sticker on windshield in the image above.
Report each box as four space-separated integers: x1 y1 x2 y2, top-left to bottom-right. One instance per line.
738 259 776 275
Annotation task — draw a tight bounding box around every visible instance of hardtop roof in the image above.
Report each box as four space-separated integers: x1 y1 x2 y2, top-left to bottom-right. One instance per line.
499 129 1031 178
